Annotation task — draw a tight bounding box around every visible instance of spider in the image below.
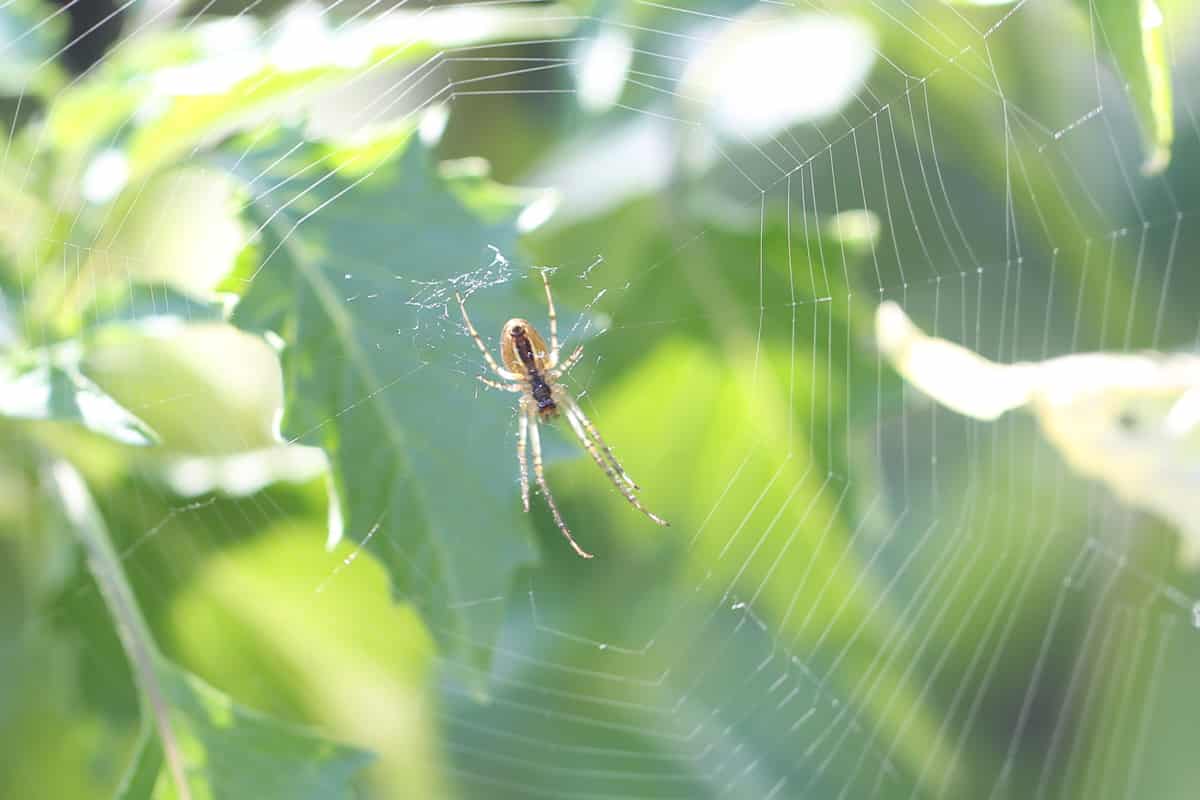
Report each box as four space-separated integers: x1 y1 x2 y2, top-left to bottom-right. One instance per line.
455 271 669 558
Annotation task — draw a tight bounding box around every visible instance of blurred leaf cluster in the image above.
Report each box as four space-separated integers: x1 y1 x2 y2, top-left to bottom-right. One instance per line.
1 1 1198 799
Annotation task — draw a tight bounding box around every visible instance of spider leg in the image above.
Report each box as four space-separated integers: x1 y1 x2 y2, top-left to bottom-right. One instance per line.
559 393 642 491
539 270 561 366
518 398 531 513
527 406 594 558
478 375 523 392
455 292 521 381
549 345 585 379
561 400 669 527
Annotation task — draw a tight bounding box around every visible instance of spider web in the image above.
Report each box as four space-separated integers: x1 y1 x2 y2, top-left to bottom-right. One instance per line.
8 1 1200 799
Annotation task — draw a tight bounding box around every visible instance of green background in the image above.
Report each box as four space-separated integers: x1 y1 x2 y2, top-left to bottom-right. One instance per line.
1 1 1198 798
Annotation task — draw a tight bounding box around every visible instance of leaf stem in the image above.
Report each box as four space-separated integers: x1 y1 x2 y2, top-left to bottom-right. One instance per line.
48 459 193 800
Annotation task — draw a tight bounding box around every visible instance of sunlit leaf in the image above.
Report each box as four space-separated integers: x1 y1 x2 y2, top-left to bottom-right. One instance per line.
83 323 282 455
679 8 875 143
43 5 574 183
531 116 676 228
825 208 881 252
169 523 446 799
573 25 633 113
217 128 541 679
0 348 156 445
43 24 220 155
160 446 327 498
878 300 1200 566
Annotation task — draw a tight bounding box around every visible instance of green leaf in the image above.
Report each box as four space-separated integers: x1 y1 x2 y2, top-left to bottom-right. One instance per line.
1076 0 1173 173
42 5 573 181
43 27 209 156
50 459 372 800
137 664 372 800
81 324 283 455
167 521 446 800
0 0 68 97
0 349 157 445
218 129 540 679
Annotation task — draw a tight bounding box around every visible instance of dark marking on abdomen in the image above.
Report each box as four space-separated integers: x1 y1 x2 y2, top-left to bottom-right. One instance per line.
512 328 557 418
531 374 557 416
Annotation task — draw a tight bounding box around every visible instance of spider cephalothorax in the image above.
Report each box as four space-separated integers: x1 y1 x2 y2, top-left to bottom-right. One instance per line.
455 271 669 558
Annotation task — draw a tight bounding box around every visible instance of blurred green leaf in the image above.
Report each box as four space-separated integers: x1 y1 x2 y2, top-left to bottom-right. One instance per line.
569 338 963 794
0 0 67 97
51 458 372 800
0 190 51 289
120 663 373 800
83 323 282 455
115 726 162 800
1022 517 1196 800
1076 0 1172 173
217 129 540 679
525 196 965 793
678 7 876 143
168 521 445 799
865 0 1173 346
0 349 156 445
15 165 246 341
43 25 213 155
42 5 574 182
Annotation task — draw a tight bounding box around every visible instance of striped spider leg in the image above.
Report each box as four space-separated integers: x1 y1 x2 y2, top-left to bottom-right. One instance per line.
455 271 668 558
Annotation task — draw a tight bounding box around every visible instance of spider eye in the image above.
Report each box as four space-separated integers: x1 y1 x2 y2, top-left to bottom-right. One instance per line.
510 325 525 336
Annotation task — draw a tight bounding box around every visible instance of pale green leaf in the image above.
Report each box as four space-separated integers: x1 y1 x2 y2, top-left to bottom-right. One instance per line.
43 26 213 154
82 323 283 455
141 664 372 800
679 7 876 143
877 300 1200 567
0 349 157 445
43 5 574 181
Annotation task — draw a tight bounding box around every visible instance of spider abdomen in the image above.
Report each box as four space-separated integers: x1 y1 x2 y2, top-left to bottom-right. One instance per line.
530 374 558 419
